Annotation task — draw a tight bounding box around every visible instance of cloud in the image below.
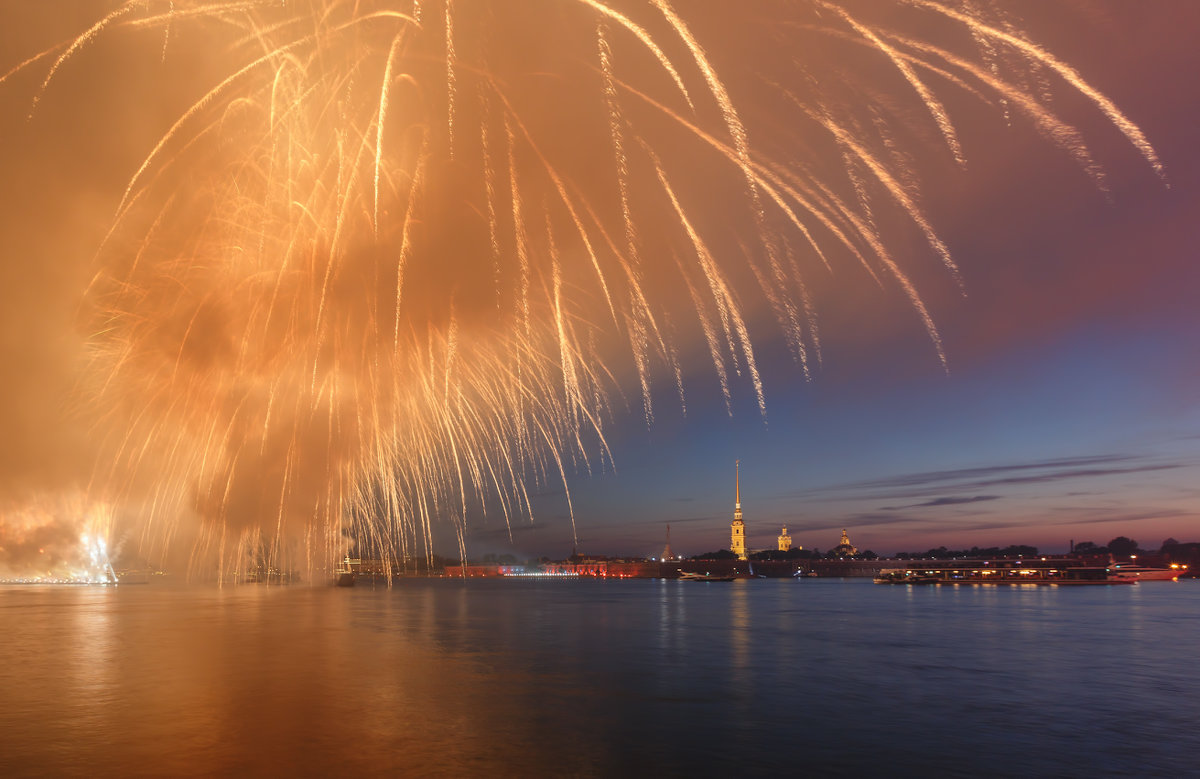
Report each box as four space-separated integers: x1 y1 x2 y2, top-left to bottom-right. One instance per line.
805 454 1134 495
467 522 548 540
790 453 1188 502
1050 510 1200 527
799 513 928 532
882 495 1000 510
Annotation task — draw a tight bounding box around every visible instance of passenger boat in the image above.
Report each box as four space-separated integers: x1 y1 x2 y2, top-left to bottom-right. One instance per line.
1107 563 1187 581
874 566 1135 585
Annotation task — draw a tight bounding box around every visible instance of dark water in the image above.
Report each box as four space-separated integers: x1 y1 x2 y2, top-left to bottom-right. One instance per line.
1 578 1197 777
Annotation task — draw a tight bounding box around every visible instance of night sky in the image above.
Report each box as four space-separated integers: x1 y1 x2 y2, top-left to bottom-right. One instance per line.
1 2 1197 571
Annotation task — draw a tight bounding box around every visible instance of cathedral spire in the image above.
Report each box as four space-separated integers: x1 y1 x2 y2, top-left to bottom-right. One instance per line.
731 460 746 561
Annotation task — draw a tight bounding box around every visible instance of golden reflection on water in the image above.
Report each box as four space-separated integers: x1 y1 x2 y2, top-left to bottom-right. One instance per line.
0 584 591 775
728 581 750 691
1 579 1198 776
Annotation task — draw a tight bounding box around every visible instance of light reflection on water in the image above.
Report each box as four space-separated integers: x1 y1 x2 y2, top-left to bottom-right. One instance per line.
1 578 1197 776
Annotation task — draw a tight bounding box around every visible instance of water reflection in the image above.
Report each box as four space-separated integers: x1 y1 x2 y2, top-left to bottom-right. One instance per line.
0 579 1197 775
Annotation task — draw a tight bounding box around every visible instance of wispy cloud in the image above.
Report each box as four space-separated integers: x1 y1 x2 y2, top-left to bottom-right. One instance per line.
812 454 1133 494
787 453 1188 502
881 495 1000 510
799 513 929 532
467 522 547 540
1049 509 1200 528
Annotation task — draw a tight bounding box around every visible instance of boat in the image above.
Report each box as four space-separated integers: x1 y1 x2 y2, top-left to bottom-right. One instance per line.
1107 563 1187 581
334 556 357 587
874 571 939 585
678 570 736 582
873 566 1135 586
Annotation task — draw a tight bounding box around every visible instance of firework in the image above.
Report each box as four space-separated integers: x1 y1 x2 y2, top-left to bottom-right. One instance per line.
0 1 1160 578
0 494 117 583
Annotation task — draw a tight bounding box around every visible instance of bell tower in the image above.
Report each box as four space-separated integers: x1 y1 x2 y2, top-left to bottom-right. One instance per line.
731 460 747 560
778 526 792 552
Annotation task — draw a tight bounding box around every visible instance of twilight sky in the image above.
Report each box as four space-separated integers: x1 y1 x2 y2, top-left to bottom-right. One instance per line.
473 2 1200 559
1 2 1198 571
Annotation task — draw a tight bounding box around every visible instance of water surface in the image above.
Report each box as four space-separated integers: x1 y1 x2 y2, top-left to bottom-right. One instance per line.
1 578 1197 776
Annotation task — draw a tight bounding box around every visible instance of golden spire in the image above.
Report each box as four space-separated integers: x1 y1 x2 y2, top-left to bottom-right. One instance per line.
735 459 740 509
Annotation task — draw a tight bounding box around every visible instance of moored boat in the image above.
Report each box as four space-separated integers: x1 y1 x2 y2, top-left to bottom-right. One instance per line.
678 570 736 582
1107 563 1187 581
334 556 357 587
874 566 1135 585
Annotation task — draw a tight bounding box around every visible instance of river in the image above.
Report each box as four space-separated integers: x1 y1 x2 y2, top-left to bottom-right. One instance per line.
1 577 1196 776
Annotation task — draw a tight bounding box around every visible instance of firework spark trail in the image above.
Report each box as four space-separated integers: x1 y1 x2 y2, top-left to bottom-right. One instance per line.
650 0 813 374
0 1 1164 577
651 0 752 200
492 88 620 327
620 83 862 293
445 0 456 159
160 0 175 63
907 0 1166 183
506 116 533 336
374 33 404 235
29 1 139 118
394 152 426 352
545 218 580 422
577 0 695 112
600 25 666 424
597 24 636 263
885 33 1109 191
653 163 766 414
802 100 960 285
480 89 502 301
819 1 965 167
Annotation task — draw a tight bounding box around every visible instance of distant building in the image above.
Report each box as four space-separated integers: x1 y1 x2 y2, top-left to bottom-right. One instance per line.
662 524 673 561
778 526 792 552
832 528 858 557
731 460 747 561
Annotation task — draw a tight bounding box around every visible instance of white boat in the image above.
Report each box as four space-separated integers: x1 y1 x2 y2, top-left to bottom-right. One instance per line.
1107 563 1187 581
677 570 735 582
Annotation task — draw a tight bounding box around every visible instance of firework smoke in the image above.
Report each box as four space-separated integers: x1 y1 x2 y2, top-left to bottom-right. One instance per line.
0 494 117 582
